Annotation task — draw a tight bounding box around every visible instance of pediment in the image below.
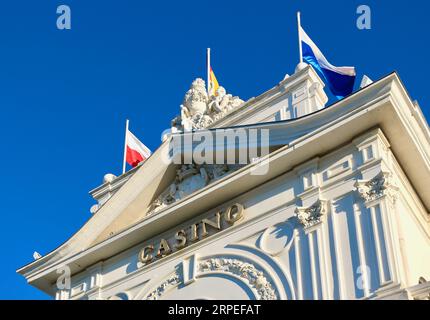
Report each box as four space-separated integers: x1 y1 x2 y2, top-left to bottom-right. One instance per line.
91 137 281 245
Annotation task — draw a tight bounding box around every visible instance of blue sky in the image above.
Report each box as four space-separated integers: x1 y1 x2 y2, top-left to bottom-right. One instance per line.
1 0 428 299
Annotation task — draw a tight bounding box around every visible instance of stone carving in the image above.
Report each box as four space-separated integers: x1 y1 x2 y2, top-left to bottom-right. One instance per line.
208 86 244 122
149 163 242 214
143 257 278 300
172 78 244 131
145 272 181 300
198 258 278 300
295 200 327 228
355 171 399 204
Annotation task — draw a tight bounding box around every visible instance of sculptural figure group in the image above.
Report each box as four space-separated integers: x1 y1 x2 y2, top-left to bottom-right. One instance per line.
171 78 244 132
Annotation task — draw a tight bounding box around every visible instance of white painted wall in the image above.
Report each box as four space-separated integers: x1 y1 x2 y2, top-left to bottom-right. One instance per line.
57 129 430 300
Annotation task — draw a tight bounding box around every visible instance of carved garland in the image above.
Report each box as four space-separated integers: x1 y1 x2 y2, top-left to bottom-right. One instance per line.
144 257 278 300
198 258 278 300
145 272 181 300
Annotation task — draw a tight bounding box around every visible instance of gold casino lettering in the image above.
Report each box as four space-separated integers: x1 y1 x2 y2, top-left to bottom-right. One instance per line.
138 203 244 265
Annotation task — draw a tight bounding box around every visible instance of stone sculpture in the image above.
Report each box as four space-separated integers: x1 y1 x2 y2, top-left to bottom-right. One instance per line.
172 78 244 132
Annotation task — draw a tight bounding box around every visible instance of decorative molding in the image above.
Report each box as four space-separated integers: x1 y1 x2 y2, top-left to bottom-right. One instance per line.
355 171 399 204
143 256 278 300
295 200 327 229
70 282 87 299
198 258 278 300
181 255 197 286
322 159 351 182
145 272 181 300
86 261 103 290
407 280 430 300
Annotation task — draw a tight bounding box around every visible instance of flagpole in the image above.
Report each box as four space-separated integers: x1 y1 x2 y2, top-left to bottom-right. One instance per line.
207 48 211 96
297 11 303 64
122 119 129 175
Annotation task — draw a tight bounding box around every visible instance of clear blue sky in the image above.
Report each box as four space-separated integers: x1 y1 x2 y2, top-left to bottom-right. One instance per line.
1 0 428 299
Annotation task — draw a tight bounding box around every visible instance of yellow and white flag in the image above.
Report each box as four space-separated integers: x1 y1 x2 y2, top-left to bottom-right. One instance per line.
209 67 220 96
207 48 220 96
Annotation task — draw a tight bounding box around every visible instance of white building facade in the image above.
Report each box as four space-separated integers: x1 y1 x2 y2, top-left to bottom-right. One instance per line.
18 65 430 300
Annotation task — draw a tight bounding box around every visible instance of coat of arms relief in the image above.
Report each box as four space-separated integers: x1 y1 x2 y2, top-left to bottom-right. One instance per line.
149 163 244 214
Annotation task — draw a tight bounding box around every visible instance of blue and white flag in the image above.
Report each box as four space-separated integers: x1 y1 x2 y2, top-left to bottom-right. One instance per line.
300 26 356 99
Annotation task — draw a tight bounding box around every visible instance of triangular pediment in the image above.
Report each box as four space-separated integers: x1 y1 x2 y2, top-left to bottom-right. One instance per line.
91 132 285 245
